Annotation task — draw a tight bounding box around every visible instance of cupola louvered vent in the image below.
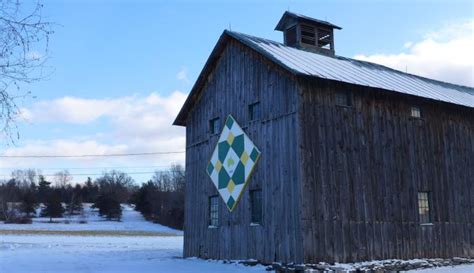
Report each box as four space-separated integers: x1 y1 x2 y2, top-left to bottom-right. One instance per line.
301 25 316 46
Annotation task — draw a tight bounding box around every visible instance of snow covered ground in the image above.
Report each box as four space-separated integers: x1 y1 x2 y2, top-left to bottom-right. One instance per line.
1 233 472 273
333 258 474 272
0 235 267 273
1 205 266 273
416 264 474 273
1 205 472 272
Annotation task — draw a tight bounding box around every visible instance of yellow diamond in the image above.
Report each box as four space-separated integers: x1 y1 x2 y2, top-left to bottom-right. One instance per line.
227 132 235 145
240 151 249 165
227 179 235 193
215 160 222 172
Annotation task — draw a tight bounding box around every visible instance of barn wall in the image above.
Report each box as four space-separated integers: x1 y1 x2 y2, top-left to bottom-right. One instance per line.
183 40 304 263
297 77 474 263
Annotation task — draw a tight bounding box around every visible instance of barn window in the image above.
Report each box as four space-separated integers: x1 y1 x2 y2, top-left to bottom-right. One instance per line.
418 192 431 224
209 117 220 134
250 189 262 225
209 195 219 227
411 106 422 118
248 102 261 121
335 91 352 107
317 28 332 49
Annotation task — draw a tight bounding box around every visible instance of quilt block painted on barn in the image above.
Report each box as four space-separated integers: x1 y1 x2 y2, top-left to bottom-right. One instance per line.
206 115 261 211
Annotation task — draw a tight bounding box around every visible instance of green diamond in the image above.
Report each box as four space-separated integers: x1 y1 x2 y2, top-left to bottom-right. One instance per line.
218 141 230 162
231 135 244 156
218 168 230 189
250 148 260 162
226 196 235 210
231 162 245 185
225 116 234 129
207 162 214 175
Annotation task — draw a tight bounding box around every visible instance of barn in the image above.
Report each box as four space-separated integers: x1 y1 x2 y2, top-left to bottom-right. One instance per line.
173 11 474 264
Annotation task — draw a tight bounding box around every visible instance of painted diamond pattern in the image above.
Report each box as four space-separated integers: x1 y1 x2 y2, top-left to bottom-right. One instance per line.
206 115 261 211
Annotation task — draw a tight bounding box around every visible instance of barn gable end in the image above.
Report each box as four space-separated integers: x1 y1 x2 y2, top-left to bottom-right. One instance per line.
183 38 305 263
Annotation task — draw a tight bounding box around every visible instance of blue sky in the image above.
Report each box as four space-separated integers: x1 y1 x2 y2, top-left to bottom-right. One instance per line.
2 0 473 184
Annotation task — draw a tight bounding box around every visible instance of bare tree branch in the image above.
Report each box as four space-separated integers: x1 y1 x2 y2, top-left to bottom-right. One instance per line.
0 0 53 143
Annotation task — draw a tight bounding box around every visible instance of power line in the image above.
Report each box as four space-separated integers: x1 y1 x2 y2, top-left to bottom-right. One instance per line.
0 151 185 158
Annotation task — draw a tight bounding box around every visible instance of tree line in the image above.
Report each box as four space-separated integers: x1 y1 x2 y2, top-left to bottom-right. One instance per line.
0 165 185 229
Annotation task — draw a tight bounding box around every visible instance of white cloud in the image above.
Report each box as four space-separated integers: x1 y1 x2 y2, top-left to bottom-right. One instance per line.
27 91 187 125
2 140 127 159
31 96 123 124
1 91 188 182
354 20 474 87
176 67 190 84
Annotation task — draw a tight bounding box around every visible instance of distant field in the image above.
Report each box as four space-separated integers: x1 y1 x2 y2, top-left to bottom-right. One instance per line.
0 229 178 237
0 204 182 235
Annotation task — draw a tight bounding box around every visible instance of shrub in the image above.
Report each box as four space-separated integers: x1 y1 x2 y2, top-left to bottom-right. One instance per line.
4 215 32 224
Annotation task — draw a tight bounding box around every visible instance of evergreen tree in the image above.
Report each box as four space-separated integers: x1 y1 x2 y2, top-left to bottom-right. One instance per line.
41 190 64 222
66 185 83 215
20 184 38 217
93 193 122 221
81 177 98 203
37 175 51 203
131 180 154 216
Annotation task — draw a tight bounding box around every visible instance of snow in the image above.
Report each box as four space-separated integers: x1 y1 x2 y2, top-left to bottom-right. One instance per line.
333 258 474 272
0 204 182 235
416 264 474 273
1 205 266 273
0 235 267 273
1 205 472 273
2 234 471 273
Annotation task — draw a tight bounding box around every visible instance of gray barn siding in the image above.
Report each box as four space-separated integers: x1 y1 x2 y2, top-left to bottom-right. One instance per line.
183 40 304 263
297 78 474 263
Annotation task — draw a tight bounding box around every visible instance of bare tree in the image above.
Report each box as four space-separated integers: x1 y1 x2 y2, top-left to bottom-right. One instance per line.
10 168 40 188
170 164 185 193
94 170 134 203
0 0 52 141
53 170 72 188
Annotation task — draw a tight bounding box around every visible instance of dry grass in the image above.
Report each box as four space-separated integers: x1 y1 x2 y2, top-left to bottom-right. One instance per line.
0 229 179 237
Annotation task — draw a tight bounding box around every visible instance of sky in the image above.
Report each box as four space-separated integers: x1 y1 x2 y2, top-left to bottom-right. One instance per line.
1 0 473 184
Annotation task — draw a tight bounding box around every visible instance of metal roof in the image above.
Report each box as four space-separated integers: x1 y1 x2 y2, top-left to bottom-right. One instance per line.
174 30 473 126
228 31 474 109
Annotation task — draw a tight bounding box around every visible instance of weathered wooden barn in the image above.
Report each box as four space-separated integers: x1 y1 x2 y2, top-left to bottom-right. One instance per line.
173 11 474 263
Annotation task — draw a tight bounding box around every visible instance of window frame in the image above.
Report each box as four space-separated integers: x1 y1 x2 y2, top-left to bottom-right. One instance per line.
250 189 263 226
248 101 261 122
208 195 219 228
417 191 431 224
317 27 332 49
335 91 352 107
411 106 422 119
209 117 220 135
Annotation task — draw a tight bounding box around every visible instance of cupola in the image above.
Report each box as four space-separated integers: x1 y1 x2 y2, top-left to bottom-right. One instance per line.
275 11 341 56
